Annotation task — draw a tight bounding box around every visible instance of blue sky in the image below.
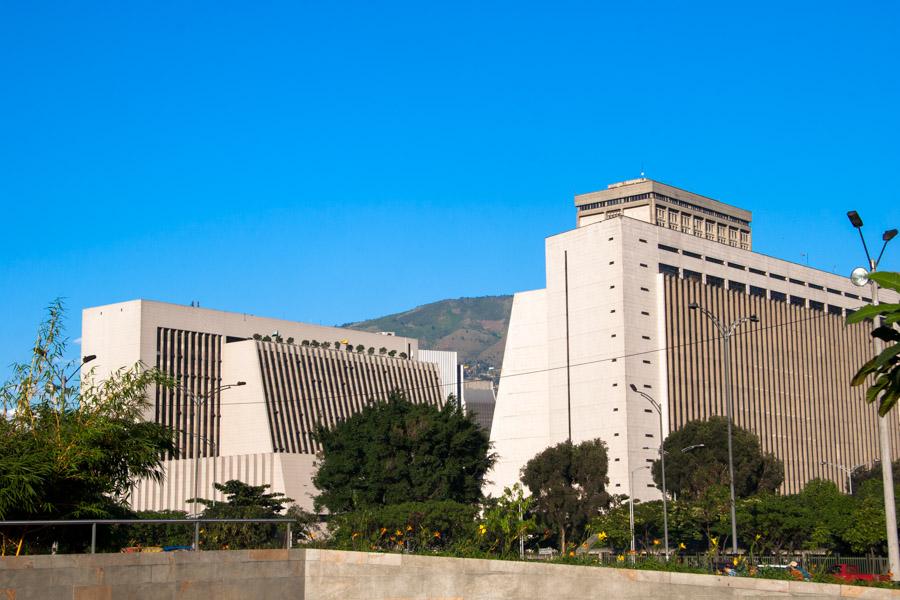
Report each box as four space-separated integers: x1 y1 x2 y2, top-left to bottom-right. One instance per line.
1 1 898 376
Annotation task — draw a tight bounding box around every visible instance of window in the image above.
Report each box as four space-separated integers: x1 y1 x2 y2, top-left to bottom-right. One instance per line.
645 433 654 438
706 256 724 265
669 210 680 230
729 281 746 293
643 384 652 389
609 261 615 265
790 296 806 307
809 300 824 311
641 311 650 315
790 278 805 286
643 359 651 364
771 291 787 302
706 221 715 239
828 305 843 316
639 238 647 243
749 267 766 276
642 335 651 340
827 288 842 295
684 250 702 259
611 334 616 338
845 292 859 300
659 263 679 277
684 269 702 282
809 283 823 291
613 408 619 412
750 285 766 297
640 263 648 268
640 287 650 292
656 207 666 225
610 285 615 289
770 273 786 281
728 262 746 270
682 214 691 230
707 275 724 288
694 217 703 235
608 237 614 241
658 243 680 254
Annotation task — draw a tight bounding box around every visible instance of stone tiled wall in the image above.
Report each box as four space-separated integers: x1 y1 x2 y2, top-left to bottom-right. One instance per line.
4 548 899 599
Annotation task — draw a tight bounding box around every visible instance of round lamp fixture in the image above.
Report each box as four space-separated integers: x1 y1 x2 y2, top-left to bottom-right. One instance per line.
850 267 870 287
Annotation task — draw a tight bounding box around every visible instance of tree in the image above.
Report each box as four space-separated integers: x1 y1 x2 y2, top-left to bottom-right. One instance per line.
355 344 365 353
653 417 783 500
0 301 176 554
847 271 900 415
192 480 293 550
479 483 536 557
520 438 611 553
312 392 494 513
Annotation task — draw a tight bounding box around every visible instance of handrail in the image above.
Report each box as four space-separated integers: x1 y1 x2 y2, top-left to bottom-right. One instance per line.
0 518 296 554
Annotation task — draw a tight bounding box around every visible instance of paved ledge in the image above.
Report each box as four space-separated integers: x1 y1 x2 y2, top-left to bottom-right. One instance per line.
2 548 899 599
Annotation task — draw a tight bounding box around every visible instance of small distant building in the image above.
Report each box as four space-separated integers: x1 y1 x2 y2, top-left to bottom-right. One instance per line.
464 380 496 433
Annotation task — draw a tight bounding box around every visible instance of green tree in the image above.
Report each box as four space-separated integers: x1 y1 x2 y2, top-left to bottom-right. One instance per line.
192 480 293 550
842 479 889 555
653 417 784 500
479 483 536 557
0 301 176 554
520 438 611 554
847 271 900 415
312 392 494 512
850 460 900 494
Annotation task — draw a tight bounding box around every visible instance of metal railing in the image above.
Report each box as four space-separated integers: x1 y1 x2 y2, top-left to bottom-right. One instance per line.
589 552 890 575
0 518 295 555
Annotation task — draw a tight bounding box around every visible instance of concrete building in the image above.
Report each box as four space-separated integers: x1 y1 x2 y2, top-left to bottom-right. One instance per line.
488 178 899 500
464 380 497 433
81 300 457 512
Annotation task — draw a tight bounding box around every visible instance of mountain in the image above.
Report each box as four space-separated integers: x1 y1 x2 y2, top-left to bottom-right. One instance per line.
343 295 514 378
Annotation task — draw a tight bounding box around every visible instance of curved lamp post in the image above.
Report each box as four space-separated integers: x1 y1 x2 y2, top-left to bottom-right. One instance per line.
630 384 669 560
688 303 758 555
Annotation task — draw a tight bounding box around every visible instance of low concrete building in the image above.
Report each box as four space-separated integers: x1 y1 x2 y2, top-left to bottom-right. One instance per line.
81 300 457 512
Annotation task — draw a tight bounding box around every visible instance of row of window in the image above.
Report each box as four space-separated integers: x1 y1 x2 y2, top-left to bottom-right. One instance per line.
657 245 870 302
577 191 750 228
660 264 855 315
655 209 750 250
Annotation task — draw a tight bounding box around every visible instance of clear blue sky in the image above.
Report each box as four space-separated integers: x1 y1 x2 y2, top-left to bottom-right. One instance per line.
1 1 898 376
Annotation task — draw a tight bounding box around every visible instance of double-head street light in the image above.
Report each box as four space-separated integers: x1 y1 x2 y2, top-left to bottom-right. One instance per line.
820 460 865 495
630 384 669 560
688 302 758 555
846 210 899 581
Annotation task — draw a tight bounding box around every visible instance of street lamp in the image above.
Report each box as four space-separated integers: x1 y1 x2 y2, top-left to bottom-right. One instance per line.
179 381 246 529
629 465 650 561
58 354 97 400
681 443 705 453
630 384 670 560
688 302 758 555
846 210 899 581
821 460 865 495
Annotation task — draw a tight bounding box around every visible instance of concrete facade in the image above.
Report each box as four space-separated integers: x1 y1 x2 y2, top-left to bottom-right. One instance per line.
81 300 458 512
3 549 898 599
489 181 899 500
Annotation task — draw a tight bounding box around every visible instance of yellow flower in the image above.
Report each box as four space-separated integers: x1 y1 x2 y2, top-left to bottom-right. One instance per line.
678 542 686 550
754 533 762 541
597 531 608 542
406 524 413 532
351 532 360 540
433 531 441 539
710 536 718 547
568 551 575 557
616 554 625 563
478 524 487 536
653 539 660 546
395 529 403 537
380 527 387 536
389 536 396 542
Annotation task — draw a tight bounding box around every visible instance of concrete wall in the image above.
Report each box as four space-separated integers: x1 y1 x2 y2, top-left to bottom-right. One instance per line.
3 549 898 600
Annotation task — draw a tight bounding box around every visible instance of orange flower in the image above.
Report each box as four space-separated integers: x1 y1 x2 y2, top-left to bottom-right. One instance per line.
433 531 441 539
395 529 403 537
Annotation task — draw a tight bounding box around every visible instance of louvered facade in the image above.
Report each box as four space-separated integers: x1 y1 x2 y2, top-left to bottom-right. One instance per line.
253 341 443 455
663 275 899 494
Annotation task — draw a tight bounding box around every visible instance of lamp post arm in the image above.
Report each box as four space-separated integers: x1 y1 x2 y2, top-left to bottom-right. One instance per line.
857 227 873 266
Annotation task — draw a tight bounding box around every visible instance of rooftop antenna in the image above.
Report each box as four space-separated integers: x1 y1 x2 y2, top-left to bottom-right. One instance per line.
640 163 645 179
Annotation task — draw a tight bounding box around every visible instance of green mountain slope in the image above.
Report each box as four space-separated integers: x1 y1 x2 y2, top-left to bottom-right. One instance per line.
342 295 513 374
